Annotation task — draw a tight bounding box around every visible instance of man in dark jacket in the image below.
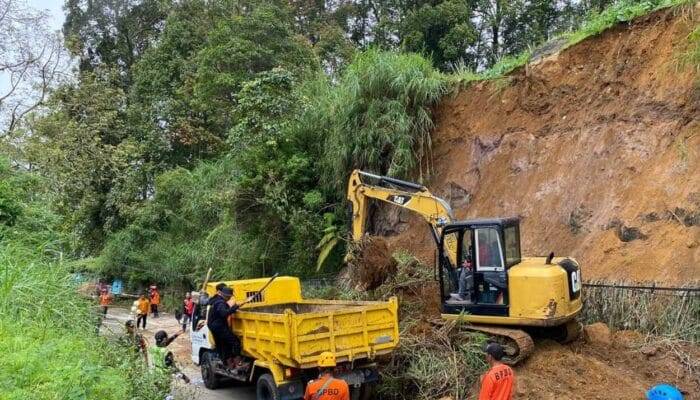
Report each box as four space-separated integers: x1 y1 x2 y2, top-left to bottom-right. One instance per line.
207 286 242 369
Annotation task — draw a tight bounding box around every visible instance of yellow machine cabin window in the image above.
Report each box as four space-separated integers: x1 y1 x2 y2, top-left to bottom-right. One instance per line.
504 225 521 267
475 228 504 272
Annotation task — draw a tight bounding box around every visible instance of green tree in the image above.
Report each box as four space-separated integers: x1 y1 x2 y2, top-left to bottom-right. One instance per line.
192 2 318 124
63 0 168 83
26 71 144 252
401 0 478 70
128 0 225 167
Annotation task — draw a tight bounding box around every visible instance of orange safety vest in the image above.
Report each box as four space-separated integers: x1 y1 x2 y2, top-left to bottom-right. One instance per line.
99 293 111 306
304 375 350 400
151 291 160 305
478 363 515 400
137 299 150 315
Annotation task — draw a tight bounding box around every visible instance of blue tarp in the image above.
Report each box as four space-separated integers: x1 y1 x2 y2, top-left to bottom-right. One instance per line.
111 279 123 295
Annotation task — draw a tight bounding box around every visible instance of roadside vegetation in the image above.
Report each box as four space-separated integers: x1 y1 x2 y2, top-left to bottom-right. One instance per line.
582 283 700 342
0 158 167 399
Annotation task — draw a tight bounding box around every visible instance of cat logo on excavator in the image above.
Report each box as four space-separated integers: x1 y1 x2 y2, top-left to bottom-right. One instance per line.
387 195 410 205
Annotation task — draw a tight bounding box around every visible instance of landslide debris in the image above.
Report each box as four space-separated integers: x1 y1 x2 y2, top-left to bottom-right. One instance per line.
340 236 398 291
515 324 700 400
380 6 700 285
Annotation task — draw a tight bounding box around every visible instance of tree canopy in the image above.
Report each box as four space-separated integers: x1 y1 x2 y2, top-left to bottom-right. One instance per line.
3 0 664 287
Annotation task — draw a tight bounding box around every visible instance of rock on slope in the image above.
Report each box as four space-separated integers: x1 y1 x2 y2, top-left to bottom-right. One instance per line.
379 6 700 285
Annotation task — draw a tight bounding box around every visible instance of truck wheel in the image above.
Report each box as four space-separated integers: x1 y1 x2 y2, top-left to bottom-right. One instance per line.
256 373 281 400
201 351 221 390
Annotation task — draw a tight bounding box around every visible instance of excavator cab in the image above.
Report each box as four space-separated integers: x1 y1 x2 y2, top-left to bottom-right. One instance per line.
438 218 521 314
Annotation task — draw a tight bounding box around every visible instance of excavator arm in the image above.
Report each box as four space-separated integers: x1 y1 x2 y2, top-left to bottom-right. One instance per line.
347 170 458 263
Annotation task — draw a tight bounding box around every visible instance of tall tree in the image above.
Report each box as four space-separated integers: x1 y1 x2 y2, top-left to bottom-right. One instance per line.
63 0 168 85
26 71 142 252
0 0 66 136
401 0 478 70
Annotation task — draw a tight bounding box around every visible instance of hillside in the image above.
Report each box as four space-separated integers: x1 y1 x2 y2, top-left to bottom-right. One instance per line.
376 6 700 285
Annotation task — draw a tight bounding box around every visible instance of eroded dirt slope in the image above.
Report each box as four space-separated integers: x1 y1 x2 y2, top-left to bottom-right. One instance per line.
513 325 700 400
377 7 700 285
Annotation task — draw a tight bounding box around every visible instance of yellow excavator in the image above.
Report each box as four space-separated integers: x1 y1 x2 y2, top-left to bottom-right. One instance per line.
347 170 583 363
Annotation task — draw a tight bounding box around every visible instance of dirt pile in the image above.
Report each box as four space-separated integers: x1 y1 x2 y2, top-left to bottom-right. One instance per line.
375 6 700 285
339 237 398 291
515 324 700 399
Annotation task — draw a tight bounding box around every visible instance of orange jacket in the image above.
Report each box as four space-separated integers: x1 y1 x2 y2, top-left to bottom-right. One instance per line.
137 298 150 315
478 363 515 400
150 291 160 305
99 293 111 306
303 375 350 400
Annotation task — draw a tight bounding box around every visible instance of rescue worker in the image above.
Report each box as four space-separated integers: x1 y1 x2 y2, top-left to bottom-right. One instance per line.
99 288 112 317
478 342 515 400
149 285 161 318
207 286 243 370
136 293 150 329
182 292 194 332
148 330 189 383
303 352 350 400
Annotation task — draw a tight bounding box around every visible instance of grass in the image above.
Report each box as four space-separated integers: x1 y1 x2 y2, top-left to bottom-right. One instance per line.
582 282 700 343
0 240 170 399
676 23 700 79
317 49 447 188
0 157 168 399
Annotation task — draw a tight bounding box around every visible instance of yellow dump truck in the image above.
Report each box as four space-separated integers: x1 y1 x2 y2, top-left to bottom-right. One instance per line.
190 276 399 400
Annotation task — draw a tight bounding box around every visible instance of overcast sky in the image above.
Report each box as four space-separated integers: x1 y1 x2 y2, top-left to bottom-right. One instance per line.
30 0 65 31
0 1 66 95
0 1 68 128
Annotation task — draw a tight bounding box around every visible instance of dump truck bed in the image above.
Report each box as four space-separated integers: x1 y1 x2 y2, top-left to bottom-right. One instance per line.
233 297 399 369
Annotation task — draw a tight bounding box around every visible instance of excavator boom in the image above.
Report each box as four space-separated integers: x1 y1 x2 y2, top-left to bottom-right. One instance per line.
347 169 457 262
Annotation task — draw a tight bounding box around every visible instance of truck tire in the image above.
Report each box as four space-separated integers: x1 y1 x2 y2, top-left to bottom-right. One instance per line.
256 373 281 400
201 351 221 390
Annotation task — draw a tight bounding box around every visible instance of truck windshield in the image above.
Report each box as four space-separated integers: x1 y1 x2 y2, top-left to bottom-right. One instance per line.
504 225 521 267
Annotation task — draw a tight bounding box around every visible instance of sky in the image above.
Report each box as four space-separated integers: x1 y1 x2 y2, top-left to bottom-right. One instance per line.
29 0 65 31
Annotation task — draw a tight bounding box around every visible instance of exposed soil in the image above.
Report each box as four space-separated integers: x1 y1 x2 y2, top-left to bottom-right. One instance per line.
514 327 700 400
373 6 700 285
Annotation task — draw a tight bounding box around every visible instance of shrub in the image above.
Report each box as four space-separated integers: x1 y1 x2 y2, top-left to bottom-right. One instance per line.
317 49 447 190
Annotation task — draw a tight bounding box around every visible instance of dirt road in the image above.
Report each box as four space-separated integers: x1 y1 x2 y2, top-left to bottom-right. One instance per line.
100 306 256 400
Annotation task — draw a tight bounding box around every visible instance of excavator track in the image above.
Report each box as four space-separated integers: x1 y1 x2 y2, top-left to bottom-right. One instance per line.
466 325 535 365
431 319 535 365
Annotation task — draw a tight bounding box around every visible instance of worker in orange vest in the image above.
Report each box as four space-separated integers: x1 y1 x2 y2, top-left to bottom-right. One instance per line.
304 352 350 400
136 293 150 329
478 342 516 400
150 285 160 318
99 288 112 317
